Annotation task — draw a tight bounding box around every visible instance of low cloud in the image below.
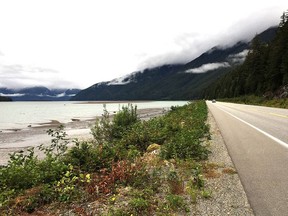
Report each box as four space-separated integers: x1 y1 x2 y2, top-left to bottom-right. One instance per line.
186 62 230 74
137 8 280 71
0 93 25 97
107 72 137 85
228 50 249 64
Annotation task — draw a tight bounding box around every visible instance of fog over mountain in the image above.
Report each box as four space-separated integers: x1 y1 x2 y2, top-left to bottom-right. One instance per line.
0 1 286 89
71 26 278 101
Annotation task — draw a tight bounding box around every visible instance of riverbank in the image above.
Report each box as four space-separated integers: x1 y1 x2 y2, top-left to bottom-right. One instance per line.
0 108 166 166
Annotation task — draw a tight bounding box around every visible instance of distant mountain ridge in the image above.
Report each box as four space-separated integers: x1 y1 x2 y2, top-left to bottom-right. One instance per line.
72 27 277 101
0 95 12 102
0 86 81 101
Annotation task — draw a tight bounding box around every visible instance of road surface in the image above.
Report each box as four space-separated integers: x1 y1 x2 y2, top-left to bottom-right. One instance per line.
207 101 288 216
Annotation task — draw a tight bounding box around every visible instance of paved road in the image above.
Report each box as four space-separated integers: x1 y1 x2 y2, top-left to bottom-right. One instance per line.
207 101 288 216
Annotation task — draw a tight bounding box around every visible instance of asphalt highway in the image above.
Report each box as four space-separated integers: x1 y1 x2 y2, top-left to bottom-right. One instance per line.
207 101 288 216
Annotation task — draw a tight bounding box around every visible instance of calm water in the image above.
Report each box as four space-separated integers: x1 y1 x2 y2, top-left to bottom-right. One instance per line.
0 101 188 130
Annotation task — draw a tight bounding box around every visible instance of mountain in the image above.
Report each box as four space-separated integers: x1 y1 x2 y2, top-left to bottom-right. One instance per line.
203 18 288 99
0 95 12 102
72 27 277 101
0 87 81 101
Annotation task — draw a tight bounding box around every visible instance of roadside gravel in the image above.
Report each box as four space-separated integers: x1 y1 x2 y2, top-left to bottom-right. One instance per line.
194 110 254 215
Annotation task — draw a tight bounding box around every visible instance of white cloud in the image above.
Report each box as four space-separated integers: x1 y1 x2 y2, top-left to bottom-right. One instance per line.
107 72 137 85
228 50 250 64
0 0 286 89
0 93 25 97
186 62 230 74
0 63 78 89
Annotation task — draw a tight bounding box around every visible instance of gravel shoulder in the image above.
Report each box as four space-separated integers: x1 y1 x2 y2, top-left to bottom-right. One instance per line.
195 109 254 215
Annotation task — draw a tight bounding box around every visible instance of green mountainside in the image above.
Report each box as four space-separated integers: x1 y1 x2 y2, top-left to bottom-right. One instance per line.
72 42 249 101
204 11 288 99
72 26 277 101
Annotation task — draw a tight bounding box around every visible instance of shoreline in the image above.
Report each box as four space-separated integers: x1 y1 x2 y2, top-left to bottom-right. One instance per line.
0 108 167 166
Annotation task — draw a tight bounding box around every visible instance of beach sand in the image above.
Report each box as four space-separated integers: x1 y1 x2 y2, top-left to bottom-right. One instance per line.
0 108 166 166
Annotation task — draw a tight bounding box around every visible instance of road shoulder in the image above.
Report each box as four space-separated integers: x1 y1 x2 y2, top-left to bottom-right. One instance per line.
195 108 254 215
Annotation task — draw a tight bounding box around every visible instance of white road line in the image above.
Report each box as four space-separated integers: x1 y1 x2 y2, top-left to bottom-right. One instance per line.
216 105 288 149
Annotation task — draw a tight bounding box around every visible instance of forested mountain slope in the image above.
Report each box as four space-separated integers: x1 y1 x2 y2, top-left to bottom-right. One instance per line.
204 12 288 99
72 27 276 101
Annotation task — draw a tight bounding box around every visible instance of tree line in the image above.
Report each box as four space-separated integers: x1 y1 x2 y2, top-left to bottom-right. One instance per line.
204 10 288 99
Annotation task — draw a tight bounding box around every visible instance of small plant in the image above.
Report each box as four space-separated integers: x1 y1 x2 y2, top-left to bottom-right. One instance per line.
129 197 149 214
185 164 206 203
167 171 184 194
39 125 69 158
186 184 198 203
91 105 113 145
107 207 131 216
54 164 79 202
201 189 212 199
165 194 189 212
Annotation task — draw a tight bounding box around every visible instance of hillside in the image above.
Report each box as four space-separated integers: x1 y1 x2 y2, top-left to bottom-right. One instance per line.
72 43 246 100
0 96 12 102
72 27 276 101
204 12 288 99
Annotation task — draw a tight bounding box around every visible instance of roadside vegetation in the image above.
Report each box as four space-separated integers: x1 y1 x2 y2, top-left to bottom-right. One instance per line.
0 101 211 215
218 95 288 109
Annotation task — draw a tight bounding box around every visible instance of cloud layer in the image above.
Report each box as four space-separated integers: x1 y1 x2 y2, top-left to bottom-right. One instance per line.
0 1 286 89
186 62 230 74
0 63 77 89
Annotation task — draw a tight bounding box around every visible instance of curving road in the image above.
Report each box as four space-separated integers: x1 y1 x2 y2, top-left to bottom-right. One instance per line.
207 101 288 216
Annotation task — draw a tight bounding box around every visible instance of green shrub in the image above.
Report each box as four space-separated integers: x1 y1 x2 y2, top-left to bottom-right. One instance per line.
160 101 210 160
112 104 139 139
0 147 40 191
91 105 113 145
0 126 71 211
165 194 189 212
65 140 117 172
91 104 139 145
129 197 149 214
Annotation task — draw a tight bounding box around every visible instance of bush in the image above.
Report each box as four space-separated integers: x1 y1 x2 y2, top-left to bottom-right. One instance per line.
91 104 139 145
160 101 210 160
0 102 211 214
112 104 139 139
165 194 189 212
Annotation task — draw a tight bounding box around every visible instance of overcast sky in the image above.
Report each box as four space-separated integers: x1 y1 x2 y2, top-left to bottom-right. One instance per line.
0 0 287 89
